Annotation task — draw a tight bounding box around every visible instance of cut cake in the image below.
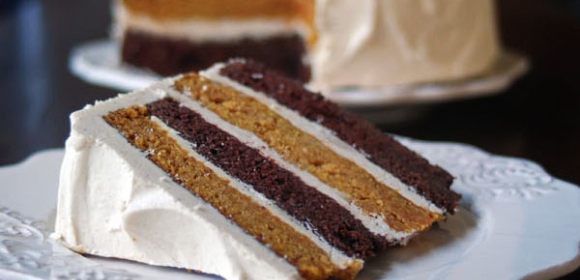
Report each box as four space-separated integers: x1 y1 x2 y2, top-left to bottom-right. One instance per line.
54 60 460 280
114 0 500 90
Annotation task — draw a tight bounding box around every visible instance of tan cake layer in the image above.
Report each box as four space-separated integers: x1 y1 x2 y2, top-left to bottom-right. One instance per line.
122 0 314 22
175 74 443 232
103 106 361 280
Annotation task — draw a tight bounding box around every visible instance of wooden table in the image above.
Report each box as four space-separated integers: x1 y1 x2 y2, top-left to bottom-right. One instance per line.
1 0 578 278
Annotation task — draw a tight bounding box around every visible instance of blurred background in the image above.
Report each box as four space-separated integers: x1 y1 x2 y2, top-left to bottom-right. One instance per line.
2 0 578 187
0 0 579 278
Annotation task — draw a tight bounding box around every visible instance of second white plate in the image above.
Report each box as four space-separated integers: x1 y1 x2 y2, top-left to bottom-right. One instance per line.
69 39 529 108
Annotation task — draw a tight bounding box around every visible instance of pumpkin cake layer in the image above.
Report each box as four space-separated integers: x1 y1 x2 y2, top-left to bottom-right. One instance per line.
121 0 313 21
103 106 360 279
218 60 461 213
174 73 443 233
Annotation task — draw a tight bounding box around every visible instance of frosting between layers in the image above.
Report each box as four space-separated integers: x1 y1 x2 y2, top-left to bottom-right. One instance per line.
148 115 358 268
147 98 390 258
175 72 443 234
217 60 459 214
54 80 305 280
168 85 411 241
203 63 446 216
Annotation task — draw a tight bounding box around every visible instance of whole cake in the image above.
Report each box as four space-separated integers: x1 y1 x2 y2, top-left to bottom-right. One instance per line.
54 60 460 280
114 0 500 90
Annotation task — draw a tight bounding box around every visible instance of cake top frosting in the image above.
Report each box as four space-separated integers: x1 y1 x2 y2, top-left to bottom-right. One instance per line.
311 0 500 89
116 0 500 89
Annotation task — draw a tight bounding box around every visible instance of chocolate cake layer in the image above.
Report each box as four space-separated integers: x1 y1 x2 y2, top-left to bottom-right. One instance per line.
147 98 390 259
122 31 310 81
103 106 361 280
174 74 442 232
220 61 461 213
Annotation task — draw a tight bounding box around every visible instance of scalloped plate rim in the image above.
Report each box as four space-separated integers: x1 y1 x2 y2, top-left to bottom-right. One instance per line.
1 139 579 280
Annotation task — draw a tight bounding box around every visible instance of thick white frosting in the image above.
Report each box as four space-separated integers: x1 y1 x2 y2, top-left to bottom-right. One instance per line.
54 81 305 280
311 0 500 90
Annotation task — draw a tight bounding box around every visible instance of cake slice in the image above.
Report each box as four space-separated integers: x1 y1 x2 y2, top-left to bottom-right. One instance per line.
54 60 460 280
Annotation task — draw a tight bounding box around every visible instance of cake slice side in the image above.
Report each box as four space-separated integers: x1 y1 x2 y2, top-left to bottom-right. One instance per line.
214 60 461 214
174 72 444 235
55 60 461 280
54 80 366 280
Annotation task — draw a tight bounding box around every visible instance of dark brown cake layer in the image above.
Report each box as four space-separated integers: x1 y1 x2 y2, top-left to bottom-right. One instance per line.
122 30 310 81
147 98 390 259
220 60 461 213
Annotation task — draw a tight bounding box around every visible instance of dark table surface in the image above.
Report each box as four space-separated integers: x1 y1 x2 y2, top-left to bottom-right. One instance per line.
1 0 579 278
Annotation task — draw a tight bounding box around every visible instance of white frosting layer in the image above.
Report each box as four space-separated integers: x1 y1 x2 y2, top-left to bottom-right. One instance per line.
149 114 355 268
54 80 305 280
114 2 309 42
311 0 499 90
173 73 407 242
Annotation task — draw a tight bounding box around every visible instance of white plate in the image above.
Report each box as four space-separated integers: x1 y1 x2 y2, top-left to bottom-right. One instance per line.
1 138 579 280
69 40 529 107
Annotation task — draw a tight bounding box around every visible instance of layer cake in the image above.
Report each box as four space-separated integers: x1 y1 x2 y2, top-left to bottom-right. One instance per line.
54 60 460 280
114 0 500 90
